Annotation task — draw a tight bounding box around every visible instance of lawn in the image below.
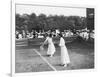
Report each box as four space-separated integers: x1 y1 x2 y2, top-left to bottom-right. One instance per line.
15 37 94 73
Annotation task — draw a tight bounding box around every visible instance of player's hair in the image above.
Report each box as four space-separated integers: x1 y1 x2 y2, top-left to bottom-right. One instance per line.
59 33 63 37
49 34 52 37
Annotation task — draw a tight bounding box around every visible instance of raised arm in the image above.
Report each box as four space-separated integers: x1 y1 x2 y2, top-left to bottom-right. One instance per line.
42 37 48 46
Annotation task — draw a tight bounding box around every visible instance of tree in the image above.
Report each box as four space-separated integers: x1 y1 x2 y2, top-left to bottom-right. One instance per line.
28 13 37 32
16 13 87 32
16 14 26 31
37 14 47 31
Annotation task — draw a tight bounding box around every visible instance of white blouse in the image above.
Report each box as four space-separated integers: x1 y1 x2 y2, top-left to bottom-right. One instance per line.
59 37 65 47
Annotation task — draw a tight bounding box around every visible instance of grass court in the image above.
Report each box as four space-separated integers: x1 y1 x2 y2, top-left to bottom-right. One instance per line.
15 37 94 73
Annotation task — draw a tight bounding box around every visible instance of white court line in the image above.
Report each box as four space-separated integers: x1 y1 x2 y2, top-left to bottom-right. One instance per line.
33 49 57 71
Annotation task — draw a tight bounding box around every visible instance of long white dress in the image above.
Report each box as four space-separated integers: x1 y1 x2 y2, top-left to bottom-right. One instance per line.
59 37 70 65
44 37 56 55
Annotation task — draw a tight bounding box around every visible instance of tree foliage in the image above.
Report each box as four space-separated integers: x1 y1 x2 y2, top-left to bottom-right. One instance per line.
16 13 88 32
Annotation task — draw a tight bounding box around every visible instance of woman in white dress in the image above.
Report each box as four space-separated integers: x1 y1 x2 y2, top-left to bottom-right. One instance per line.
59 33 70 67
42 34 56 57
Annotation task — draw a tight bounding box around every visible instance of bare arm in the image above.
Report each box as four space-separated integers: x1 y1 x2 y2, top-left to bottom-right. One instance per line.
42 37 48 46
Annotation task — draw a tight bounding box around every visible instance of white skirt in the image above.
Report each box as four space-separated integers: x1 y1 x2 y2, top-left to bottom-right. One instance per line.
47 43 56 55
61 46 70 64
